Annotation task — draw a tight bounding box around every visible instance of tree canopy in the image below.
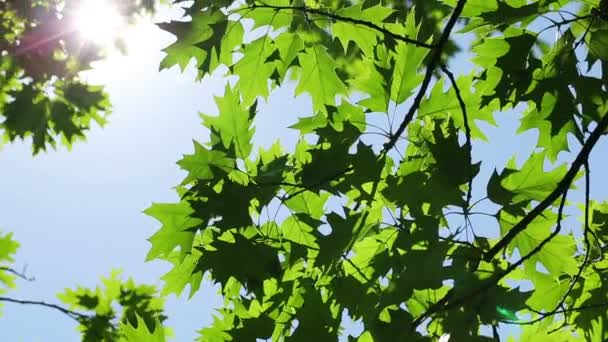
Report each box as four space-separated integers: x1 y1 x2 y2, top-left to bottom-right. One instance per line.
3 0 608 341
0 0 170 340
0 0 154 152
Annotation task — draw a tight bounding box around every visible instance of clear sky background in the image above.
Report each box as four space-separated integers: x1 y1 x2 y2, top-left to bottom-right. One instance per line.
1 2 607 341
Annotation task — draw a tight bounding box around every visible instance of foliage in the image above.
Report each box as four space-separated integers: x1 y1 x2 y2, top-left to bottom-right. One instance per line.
0 241 168 342
0 232 20 300
119 314 167 342
144 0 608 340
57 270 169 342
4 0 608 340
0 0 154 153
0 2 167 342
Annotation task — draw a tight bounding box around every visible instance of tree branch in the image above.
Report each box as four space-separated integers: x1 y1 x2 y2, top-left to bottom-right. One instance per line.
279 166 354 202
484 112 608 262
440 64 473 211
0 266 35 282
506 302 608 326
511 160 595 328
412 189 570 329
248 3 434 49
0 296 89 321
555 161 591 310
381 0 467 154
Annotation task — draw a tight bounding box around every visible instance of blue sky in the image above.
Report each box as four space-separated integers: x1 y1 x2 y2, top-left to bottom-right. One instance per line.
0 5 312 340
1 2 608 341
0 6 225 340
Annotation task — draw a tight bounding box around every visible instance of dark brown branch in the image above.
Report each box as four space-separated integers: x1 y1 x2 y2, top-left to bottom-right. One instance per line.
440 64 473 211
506 302 608 326
555 161 592 309
248 3 434 49
536 13 593 37
412 190 570 330
484 112 608 262
514 160 595 329
279 166 354 202
381 0 467 154
0 266 35 281
0 296 89 321
410 289 454 329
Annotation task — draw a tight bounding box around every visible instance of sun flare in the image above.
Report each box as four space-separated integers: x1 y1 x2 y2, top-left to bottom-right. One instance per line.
73 0 124 46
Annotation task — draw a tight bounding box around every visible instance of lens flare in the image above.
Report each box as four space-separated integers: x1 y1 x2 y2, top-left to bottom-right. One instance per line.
73 0 124 45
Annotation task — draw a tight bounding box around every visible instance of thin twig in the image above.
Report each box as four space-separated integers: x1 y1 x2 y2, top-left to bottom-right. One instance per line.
248 3 434 49
381 0 467 154
0 266 35 282
0 296 89 321
505 302 608 326
279 166 353 202
440 64 473 213
413 190 570 329
484 112 608 262
556 161 592 309
512 160 595 328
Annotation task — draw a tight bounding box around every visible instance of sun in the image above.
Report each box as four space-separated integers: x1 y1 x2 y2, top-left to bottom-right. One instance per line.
73 0 125 46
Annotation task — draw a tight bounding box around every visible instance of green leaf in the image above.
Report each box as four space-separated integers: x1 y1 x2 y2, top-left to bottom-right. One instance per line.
177 141 235 184
158 10 225 72
144 202 201 261
119 315 166 342
2 85 51 152
519 30 581 161
0 232 19 291
246 0 294 29
333 4 394 57
201 85 255 159
441 0 498 16
232 37 276 105
58 270 167 342
587 29 608 61
499 210 577 276
347 58 389 112
273 33 305 79
389 9 428 104
0 232 18 264
160 251 203 298
500 152 568 204
525 271 569 311
419 74 497 140
294 46 347 113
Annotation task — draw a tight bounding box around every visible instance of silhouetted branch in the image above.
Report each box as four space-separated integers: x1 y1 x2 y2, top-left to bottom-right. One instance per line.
0 266 35 282
506 302 608 326
382 0 466 154
510 160 596 328
484 112 608 262
279 166 354 202
0 296 89 321
412 189 570 329
556 161 592 308
248 2 434 49
440 64 473 212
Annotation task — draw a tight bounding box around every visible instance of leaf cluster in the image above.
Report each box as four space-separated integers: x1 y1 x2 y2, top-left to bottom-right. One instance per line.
0 0 153 153
57 270 169 342
147 0 608 340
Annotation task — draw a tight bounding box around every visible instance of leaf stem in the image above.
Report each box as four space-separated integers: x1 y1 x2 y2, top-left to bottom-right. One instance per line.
484 112 608 262
381 0 467 154
440 64 473 213
0 296 89 321
249 2 435 49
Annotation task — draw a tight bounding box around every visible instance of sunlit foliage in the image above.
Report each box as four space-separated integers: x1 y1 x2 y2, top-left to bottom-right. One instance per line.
0 0 154 152
147 0 608 340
